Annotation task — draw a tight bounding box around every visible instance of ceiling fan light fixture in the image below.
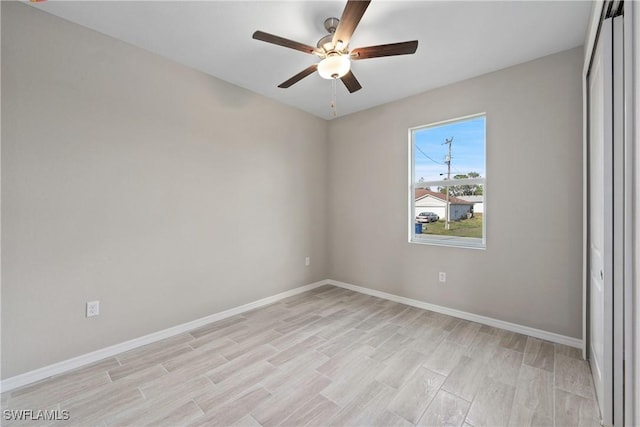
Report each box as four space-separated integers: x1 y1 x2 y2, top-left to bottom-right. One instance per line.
318 54 350 79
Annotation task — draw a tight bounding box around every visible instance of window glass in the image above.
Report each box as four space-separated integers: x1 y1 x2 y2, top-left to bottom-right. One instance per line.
410 114 486 248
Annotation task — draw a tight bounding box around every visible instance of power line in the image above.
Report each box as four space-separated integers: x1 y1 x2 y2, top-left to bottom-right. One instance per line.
415 144 444 165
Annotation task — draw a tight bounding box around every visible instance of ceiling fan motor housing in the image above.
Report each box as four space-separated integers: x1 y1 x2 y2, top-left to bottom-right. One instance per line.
324 17 339 33
318 17 340 51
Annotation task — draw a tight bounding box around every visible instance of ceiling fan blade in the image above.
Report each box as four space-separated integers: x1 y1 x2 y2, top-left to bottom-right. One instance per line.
253 31 319 55
351 40 419 60
340 70 362 93
278 64 318 88
332 0 371 47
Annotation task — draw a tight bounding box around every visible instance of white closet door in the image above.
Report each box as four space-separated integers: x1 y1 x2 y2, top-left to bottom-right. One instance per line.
588 17 613 424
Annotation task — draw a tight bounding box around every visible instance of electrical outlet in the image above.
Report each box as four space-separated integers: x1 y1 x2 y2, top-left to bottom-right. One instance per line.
305 257 310 266
439 272 446 283
86 300 100 318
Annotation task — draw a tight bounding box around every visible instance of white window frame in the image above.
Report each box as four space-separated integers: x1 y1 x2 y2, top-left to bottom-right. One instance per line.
408 113 487 249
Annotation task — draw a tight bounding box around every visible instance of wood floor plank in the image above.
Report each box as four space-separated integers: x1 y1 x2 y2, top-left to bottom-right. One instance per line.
484 347 524 387
9 357 118 399
554 389 601 427
463 332 501 363
320 355 383 407
388 306 424 327
267 335 325 366
523 337 555 372
116 333 194 364
422 340 465 376
313 315 362 340
441 356 487 402
63 362 166 412
279 394 341 427
161 346 228 373
507 404 553 427
221 329 283 360
554 353 596 399
228 319 284 343
376 347 427 389
63 363 166 416
251 374 331 426
512 365 554 418
187 336 238 352
108 376 215 426
108 344 192 382
240 304 289 322
465 378 515 426
417 389 470 427
316 328 366 357
362 324 400 347
150 400 204 426
372 410 415 427
63 386 145 425
555 343 583 360
273 314 323 335
446 321 482 347
363 306 401 325
310 303 351 319
267 318 330 350
228 415 262 427
196 362 277 413
139 355 224 400
388 366 445 424
369 333 414 362
479 324 502 335
189 386 271 427
189 323 249 349
498 331 528 353
314 344 374 379
419 311 452 330
207 345 277 384
261 350 330 395
327 380 397 426
5 369 113 410
188 316 247 339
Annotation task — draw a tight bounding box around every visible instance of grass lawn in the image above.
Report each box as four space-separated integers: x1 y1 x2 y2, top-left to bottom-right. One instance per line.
420 214 483 238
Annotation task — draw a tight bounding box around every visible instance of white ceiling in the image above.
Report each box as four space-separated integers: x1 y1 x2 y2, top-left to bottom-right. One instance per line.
28 1 591 120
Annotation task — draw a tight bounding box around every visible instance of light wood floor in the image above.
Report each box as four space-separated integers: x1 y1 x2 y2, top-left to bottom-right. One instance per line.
2 285 600 426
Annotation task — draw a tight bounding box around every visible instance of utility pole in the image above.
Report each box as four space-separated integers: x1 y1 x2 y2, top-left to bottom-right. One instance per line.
442 137 453 230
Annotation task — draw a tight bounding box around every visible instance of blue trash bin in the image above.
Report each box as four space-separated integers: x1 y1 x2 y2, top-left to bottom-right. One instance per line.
415 223 422 234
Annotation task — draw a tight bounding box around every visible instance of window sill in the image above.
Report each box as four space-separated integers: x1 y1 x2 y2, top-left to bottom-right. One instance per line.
410 235 486 250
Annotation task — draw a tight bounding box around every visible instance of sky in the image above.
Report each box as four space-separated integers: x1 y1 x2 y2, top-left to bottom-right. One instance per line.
413 115 485 183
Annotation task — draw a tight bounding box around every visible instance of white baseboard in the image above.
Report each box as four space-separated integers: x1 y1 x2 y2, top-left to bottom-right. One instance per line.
2 278 583 393
326 279 583 349
0 280 327 393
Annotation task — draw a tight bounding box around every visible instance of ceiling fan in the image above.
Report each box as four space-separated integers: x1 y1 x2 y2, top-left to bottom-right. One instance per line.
252 0 418 94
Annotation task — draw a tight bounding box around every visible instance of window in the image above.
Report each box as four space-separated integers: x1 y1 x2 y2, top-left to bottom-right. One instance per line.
409 114 486 248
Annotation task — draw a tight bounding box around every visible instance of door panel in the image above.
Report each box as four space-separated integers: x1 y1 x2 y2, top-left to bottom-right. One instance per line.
611 14 625 427
588 16 613 424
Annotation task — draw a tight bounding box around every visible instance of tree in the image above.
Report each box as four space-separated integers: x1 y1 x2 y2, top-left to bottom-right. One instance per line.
438 172 483 197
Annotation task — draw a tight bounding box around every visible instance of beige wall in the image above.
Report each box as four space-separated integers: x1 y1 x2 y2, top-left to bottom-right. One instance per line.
1 3 328 378
327 47 584 338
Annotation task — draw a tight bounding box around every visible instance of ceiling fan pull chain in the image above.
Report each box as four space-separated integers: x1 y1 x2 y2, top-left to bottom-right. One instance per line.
331 78 337 117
